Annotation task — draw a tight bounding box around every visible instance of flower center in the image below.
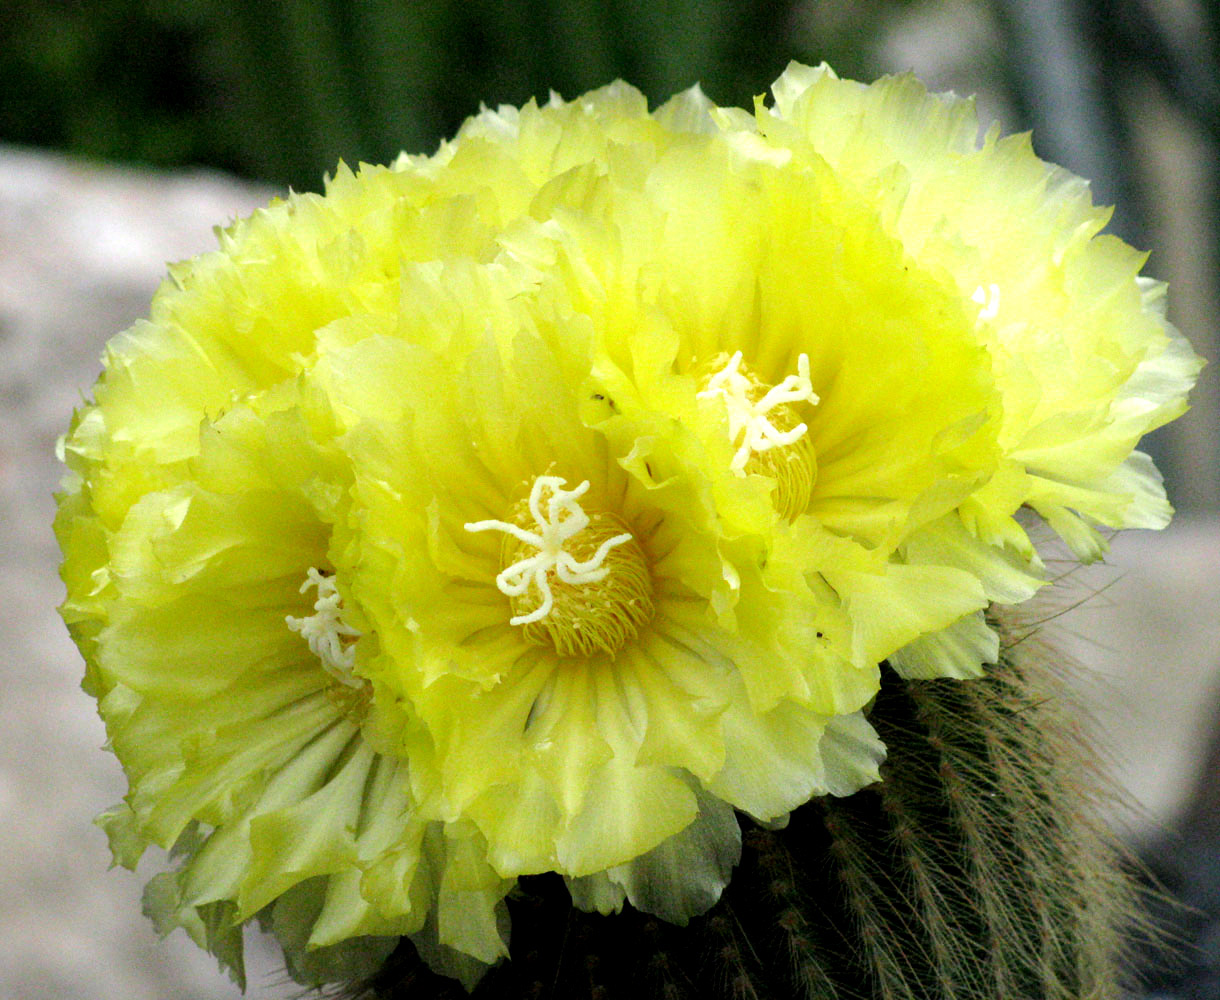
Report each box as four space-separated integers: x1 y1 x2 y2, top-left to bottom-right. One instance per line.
697 351 819 520
286 568 364 689
464 475 654 658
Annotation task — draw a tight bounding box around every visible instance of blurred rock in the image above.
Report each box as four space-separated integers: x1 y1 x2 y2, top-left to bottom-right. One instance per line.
0 145 281 1000
1050 521 1220 842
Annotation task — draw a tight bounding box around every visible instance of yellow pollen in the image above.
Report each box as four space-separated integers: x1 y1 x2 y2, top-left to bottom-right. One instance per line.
464 476 654 657
698 352 819 520
325 680 372 724
286 568 364 689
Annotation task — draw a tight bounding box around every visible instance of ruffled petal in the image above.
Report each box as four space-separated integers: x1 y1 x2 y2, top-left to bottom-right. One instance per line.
827 563 989 671
596 780 742 924
264 878 397 987
903 512 1044 605
433 826 513 965
706 690 882 822
889 611 999 681
555 759 698 876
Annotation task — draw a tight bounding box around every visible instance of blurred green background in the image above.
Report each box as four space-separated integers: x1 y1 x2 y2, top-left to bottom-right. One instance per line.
1 0 1217 513
0 0 914 191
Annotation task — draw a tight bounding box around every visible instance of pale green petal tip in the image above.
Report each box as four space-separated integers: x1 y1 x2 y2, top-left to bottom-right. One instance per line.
1107 450 1173 530
411 933 496 993
1042 505 1111 563
654 83 716 134
96 801 147 870
143 872 247 990
565 869 628 915
770 60 837 114
602 783 742 925
820 712 885 797
410 894 510 991
265 877 398 988
889 611 999 681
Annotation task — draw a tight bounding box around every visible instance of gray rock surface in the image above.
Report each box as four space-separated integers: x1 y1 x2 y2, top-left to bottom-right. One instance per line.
0 146 281 1000
1 144 1216 998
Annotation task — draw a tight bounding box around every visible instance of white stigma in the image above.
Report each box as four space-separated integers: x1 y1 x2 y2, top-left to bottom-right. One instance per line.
286 568 363 688
698 351 819 473
972 283 1001 324
464 476 632 626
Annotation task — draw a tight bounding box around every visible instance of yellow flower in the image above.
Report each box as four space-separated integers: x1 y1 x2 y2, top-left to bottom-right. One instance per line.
56 63 1199 989
61 384 519 986
488 103 1016 682
751 62 1203 562
313 272 885 917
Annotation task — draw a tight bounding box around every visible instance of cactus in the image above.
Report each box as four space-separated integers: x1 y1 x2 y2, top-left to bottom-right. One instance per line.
336 607 1155 1000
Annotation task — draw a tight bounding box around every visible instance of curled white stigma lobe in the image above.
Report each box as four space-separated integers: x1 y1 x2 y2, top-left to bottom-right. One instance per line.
972 283 1001 323
286 568 363 688
698 351 819 473
464 476 632 626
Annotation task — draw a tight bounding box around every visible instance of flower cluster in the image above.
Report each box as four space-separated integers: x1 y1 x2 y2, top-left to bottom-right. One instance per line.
56 63 1199 988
